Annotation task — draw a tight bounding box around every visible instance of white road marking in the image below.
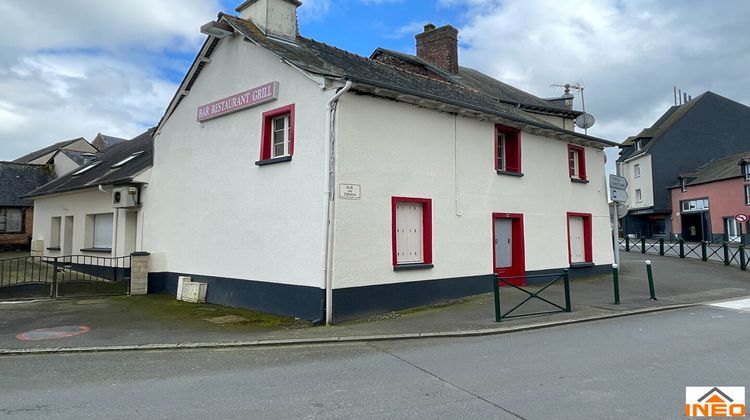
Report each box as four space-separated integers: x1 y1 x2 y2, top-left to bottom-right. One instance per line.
709 297 750 312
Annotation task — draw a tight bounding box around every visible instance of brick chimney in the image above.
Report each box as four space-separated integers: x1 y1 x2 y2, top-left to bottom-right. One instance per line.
236 0 301 41
416 23 459 74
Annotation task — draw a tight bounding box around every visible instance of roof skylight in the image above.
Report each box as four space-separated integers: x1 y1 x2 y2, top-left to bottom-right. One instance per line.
71 162 101 176
111 151 145 169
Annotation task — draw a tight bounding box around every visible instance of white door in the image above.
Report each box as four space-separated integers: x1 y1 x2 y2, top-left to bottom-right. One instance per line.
726 218 741 243
494 218 512 268
569 216 585 263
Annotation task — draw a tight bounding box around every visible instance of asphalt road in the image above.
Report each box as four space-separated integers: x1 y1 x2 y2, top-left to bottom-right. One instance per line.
1 303 748 419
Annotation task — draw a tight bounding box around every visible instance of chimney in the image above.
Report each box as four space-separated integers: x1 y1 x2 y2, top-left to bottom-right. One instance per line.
416 23 459 74
236 0 301 41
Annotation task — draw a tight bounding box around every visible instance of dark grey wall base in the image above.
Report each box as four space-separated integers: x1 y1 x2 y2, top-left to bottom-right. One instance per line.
148 264 612 323
148 272 323 321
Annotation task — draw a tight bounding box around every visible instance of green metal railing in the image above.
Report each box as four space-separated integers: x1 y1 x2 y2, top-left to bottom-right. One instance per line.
493 270 571 322
618 237 750 272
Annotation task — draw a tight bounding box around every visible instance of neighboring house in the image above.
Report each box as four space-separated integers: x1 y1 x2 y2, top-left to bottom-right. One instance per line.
618 92 750 239
92 133 129 151
14 137 99 178
137 0 616 323
669 152 750 243
26 130 153 258
0 163 54 251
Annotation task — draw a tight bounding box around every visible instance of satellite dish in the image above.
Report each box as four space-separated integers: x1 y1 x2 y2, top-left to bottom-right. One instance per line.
575 113 596 129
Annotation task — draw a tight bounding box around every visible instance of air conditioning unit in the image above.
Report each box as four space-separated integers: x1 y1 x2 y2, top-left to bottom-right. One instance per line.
113 186 140 208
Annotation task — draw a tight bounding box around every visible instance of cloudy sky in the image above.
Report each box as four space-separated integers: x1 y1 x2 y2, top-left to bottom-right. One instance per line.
1 0 749 174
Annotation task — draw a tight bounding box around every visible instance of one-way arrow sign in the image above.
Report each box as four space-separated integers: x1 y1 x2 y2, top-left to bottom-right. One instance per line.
609 174 628 190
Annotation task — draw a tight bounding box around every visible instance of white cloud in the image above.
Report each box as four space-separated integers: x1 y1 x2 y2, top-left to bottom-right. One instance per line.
0 0 222 160
449 0 750 157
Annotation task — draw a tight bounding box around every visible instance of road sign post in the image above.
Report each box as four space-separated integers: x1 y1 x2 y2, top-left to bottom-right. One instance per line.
609 172 628 265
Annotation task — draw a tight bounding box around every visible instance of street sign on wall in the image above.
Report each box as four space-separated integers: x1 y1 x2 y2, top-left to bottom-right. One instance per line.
735 214 749 223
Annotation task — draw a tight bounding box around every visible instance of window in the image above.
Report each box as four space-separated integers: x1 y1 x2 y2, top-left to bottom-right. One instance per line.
634 163 640 178
567 145 587 181
635 189 642 202
681 199 709 212
111 151 145 169
257 104 295 165
495 124 521 174
680 178 687 192
744 163 750 181
50 217 61 248
0 208 24 233
71 162 100 176
87 213 113 250
567 213 592 264
745 185 750 205
635 140 642 151
391 197 433 269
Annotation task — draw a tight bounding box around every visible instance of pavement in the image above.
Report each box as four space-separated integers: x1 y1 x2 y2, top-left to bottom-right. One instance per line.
1 251 749 355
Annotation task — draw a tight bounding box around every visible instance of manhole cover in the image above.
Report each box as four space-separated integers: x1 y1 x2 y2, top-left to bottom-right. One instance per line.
205 315 248 324
16 326 91 341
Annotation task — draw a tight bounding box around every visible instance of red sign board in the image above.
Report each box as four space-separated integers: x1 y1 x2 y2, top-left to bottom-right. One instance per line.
735 214 748 223
197 81 278 122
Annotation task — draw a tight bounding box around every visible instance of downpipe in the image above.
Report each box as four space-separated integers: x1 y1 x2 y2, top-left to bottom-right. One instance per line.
313 80 353 326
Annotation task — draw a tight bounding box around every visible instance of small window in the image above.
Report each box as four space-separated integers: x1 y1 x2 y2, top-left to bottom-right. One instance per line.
72 162 100 176
111 151 145 169
495 124 521 174
257 104 295 164
746 185 750 205
88 213 113 249
634 164 640 178
680 178 687 192
0 208 24 233
635 189 642 202
681 199 709 212
50 217 61 248
635 140 642 151
568 145 587 180
391 197 433 268
744 163 750 181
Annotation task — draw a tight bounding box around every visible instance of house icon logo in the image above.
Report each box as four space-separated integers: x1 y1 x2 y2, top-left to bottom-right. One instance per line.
686 386 746 417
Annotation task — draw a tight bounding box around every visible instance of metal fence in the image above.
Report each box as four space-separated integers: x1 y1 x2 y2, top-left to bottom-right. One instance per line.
493 270 571 322
0 255 131 299
618 237 750 271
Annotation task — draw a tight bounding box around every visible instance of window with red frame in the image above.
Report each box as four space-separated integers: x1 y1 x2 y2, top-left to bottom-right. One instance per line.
568 144 587 180
495 124 521 174
391 197 433 269
567 212 592 264
257 104 295 164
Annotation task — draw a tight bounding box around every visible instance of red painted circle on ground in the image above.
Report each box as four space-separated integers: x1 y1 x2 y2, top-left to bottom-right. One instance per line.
16 326 91 341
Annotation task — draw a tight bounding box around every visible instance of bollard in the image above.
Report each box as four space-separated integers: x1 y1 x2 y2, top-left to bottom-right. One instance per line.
563 269 571 312
740 245 746 271
659 238 665 256
679 238 685 258
641 237 646 254
625 236 630 252
612 264 620 305
723 242 730 266
701 241 708 261
645 260 657 301
493 274 502 322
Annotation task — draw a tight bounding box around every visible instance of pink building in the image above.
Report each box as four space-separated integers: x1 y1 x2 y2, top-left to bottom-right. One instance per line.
669 152 750 243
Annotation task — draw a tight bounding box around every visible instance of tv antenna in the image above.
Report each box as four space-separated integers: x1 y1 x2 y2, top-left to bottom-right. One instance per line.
551 82 594 134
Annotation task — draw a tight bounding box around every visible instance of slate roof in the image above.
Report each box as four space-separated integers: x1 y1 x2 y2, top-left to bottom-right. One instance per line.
25 129 154 198
97 134 128 148
0 163 55 206
161 14 615 148
60 149 98 166
13 138 86 164
668 151 750 188
618 92 727 161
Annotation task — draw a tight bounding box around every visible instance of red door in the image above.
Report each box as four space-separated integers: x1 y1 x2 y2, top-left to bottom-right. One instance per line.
492 213 526 286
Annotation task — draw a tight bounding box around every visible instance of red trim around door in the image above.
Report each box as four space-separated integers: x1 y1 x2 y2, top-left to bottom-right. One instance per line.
491 213 525 286
566 212 593 264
